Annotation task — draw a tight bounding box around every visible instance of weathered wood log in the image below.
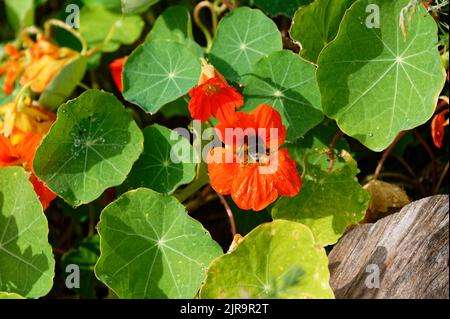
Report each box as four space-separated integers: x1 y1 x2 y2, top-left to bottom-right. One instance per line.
328 195 449 299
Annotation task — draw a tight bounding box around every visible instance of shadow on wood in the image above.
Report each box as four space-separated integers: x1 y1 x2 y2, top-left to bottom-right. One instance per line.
328 195 449 299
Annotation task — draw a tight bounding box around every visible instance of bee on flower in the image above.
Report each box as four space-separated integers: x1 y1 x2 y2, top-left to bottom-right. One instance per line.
207 105 302 211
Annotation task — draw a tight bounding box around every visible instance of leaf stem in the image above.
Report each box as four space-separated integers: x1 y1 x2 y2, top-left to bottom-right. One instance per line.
193 1 216 52
434 161 449 194
377 172 417 184
175 161 210 203
327 130 344 174
87 23 116 57
436 96 449 112
88 204 96 236
77 82 91 90
374 131 407 179
413 129 438 191
217 193 236 237
219 0 236 10
43 19 88 56
392 153 426 196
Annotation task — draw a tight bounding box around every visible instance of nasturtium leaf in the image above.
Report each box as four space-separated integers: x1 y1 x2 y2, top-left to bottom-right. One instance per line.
62 235 103 299
243 50 322 140
272 154 369 247
82 0 122 11
209 7 282 84
0 292 25 299
287 120 351 172
290 0 354 63
0 167 55 298
246 0 312 17
145 6 203 58
317 0 446 151
95 188 223 299
147 5 193 41
123 40 201 114
39 55 88 110
34 90 144 207
79 5 144 52
4 0 34 33
200 220 334 299
121 124 196 194
121 0 160 14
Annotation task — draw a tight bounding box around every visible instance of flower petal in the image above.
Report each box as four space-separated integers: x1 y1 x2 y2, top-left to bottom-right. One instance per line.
207 147 238 195
14 133 42 168
211 86 243 122
231 164 278 211
215 111 255 147
250 104 286 148
189 77 243 122
272 148 302 197
29 174 57 211
110 56 127 93
431 109 449 149
188 85 214 122
0 134 18 166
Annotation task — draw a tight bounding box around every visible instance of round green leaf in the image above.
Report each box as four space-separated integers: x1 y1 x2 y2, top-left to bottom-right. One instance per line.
79 5 144 52
145 6 203 58
121 0 160 14
146 5 193 41
317 0 446 151
82 0 122 11
0 167 55 298
243 50 322 140
200 220 333 299
4 0 34 33
273 123 367 246
0 292 25 299
209 7 282 84
123 40 201 114
121 124 196 194
272 164 370 246
290 0 354 63
287 120 351 172
246 0 312 17
95 188 223 298
34 90 144 207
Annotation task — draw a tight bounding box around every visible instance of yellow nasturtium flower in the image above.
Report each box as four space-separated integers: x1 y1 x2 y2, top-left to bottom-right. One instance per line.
0 95 55 138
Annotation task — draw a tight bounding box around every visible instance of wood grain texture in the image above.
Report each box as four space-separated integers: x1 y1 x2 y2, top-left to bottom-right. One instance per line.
328 195 449 299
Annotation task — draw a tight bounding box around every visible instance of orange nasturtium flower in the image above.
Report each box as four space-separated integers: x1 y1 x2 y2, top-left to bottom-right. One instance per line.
207 105 301 211
109 56 127 93
0 34 79 96
431 108 449 149
21 35 79 93
0 98 57 210
188 60 243 122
